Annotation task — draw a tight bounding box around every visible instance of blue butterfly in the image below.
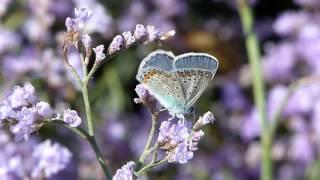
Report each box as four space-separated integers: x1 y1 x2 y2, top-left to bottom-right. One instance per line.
136 50 219 116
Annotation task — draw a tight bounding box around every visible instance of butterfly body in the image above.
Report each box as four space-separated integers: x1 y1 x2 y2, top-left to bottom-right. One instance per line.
136 50 218 115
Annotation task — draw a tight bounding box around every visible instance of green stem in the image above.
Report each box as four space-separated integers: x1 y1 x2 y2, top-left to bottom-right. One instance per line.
139 111 159 163
48 120 88 139
87 136 113 180
236 1 271 180
135 158 168 176
80 53 111 179
82 79 94 136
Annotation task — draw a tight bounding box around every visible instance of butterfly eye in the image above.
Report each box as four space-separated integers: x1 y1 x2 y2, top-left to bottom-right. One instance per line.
187 106 195 114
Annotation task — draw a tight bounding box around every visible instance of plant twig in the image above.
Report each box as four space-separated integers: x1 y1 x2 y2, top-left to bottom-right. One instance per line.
134 157 168 176
139 111 159 163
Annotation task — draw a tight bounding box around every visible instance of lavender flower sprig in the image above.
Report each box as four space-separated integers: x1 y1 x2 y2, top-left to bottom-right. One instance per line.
62 7 175 180
0 82 83 141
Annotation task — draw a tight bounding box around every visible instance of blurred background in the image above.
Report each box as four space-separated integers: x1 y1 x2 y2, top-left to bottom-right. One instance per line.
1 0 320 179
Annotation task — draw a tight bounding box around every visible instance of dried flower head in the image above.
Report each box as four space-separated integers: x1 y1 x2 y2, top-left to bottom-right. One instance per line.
93 45 106 62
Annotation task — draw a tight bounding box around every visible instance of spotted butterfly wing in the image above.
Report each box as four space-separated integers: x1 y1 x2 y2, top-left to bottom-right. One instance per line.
140 69 186 113
174 53 218 109
136 50 174 82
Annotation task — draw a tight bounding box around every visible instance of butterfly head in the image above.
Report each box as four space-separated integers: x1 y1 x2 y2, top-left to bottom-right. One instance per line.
184 106 195 115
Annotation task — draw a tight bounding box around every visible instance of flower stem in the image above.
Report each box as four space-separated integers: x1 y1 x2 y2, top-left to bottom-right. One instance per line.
87 136 113 180
236 1 271 180
135 158 168 176
82 79 94 136
80 54 112 179
139 111 159 163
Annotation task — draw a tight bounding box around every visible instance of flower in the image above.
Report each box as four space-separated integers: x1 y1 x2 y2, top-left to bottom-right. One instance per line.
146 25 161 42
193 111 214 131
0 102 16 121
112 161 135 180
36 101 53 119
167 142 193 164
134 24 147 40
7 82 37 109
122 31 135 47
10 107 37 141
31 140 72 178
65 8 92 33
63 109 82 127
74 8 93 22
108 35 124 55
82 34 92 49
93 45 106 62
0 83 56 141
134 84 158 106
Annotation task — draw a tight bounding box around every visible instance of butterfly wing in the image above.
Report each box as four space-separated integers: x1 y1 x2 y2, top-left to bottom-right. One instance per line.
174 53 218 76
174 53 218 109
141 69 186 113
136 50 175 82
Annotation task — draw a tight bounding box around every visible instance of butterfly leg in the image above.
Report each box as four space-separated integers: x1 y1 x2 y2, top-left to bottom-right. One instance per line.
168 111 176 121
177 114 185 124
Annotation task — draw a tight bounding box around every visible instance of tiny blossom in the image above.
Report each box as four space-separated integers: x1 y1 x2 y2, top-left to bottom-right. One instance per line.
134 84 157 105
65 17 80 32
159 30 176 40
170 122 189 144
168 142 194 164
134 24 147 40
191 130 204 141
108 35 124 55
32 140 72 178
112 161 135 180
0 102 16 121
7 83 37 108
93 45 106 62
63 109 82 127
16 107 36 125
36 101 53 119
122 31 135 47
65 8 92 32
157 120 172 143
157 120 189 150
82 34 92 49
10 107 37 141
193 111 214 130
146 25 161 42
74 8 93 22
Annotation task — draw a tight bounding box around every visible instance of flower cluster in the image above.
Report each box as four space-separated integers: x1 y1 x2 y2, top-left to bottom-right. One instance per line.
108 24 175 55
0 130 72 179
0 83 52 141
112 161 135 180
0 83 82 141
32 140 72 178
65 8 93 34
157 112 215 164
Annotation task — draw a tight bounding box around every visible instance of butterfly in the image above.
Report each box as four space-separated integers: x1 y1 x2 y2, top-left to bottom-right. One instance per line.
136 50 219 116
